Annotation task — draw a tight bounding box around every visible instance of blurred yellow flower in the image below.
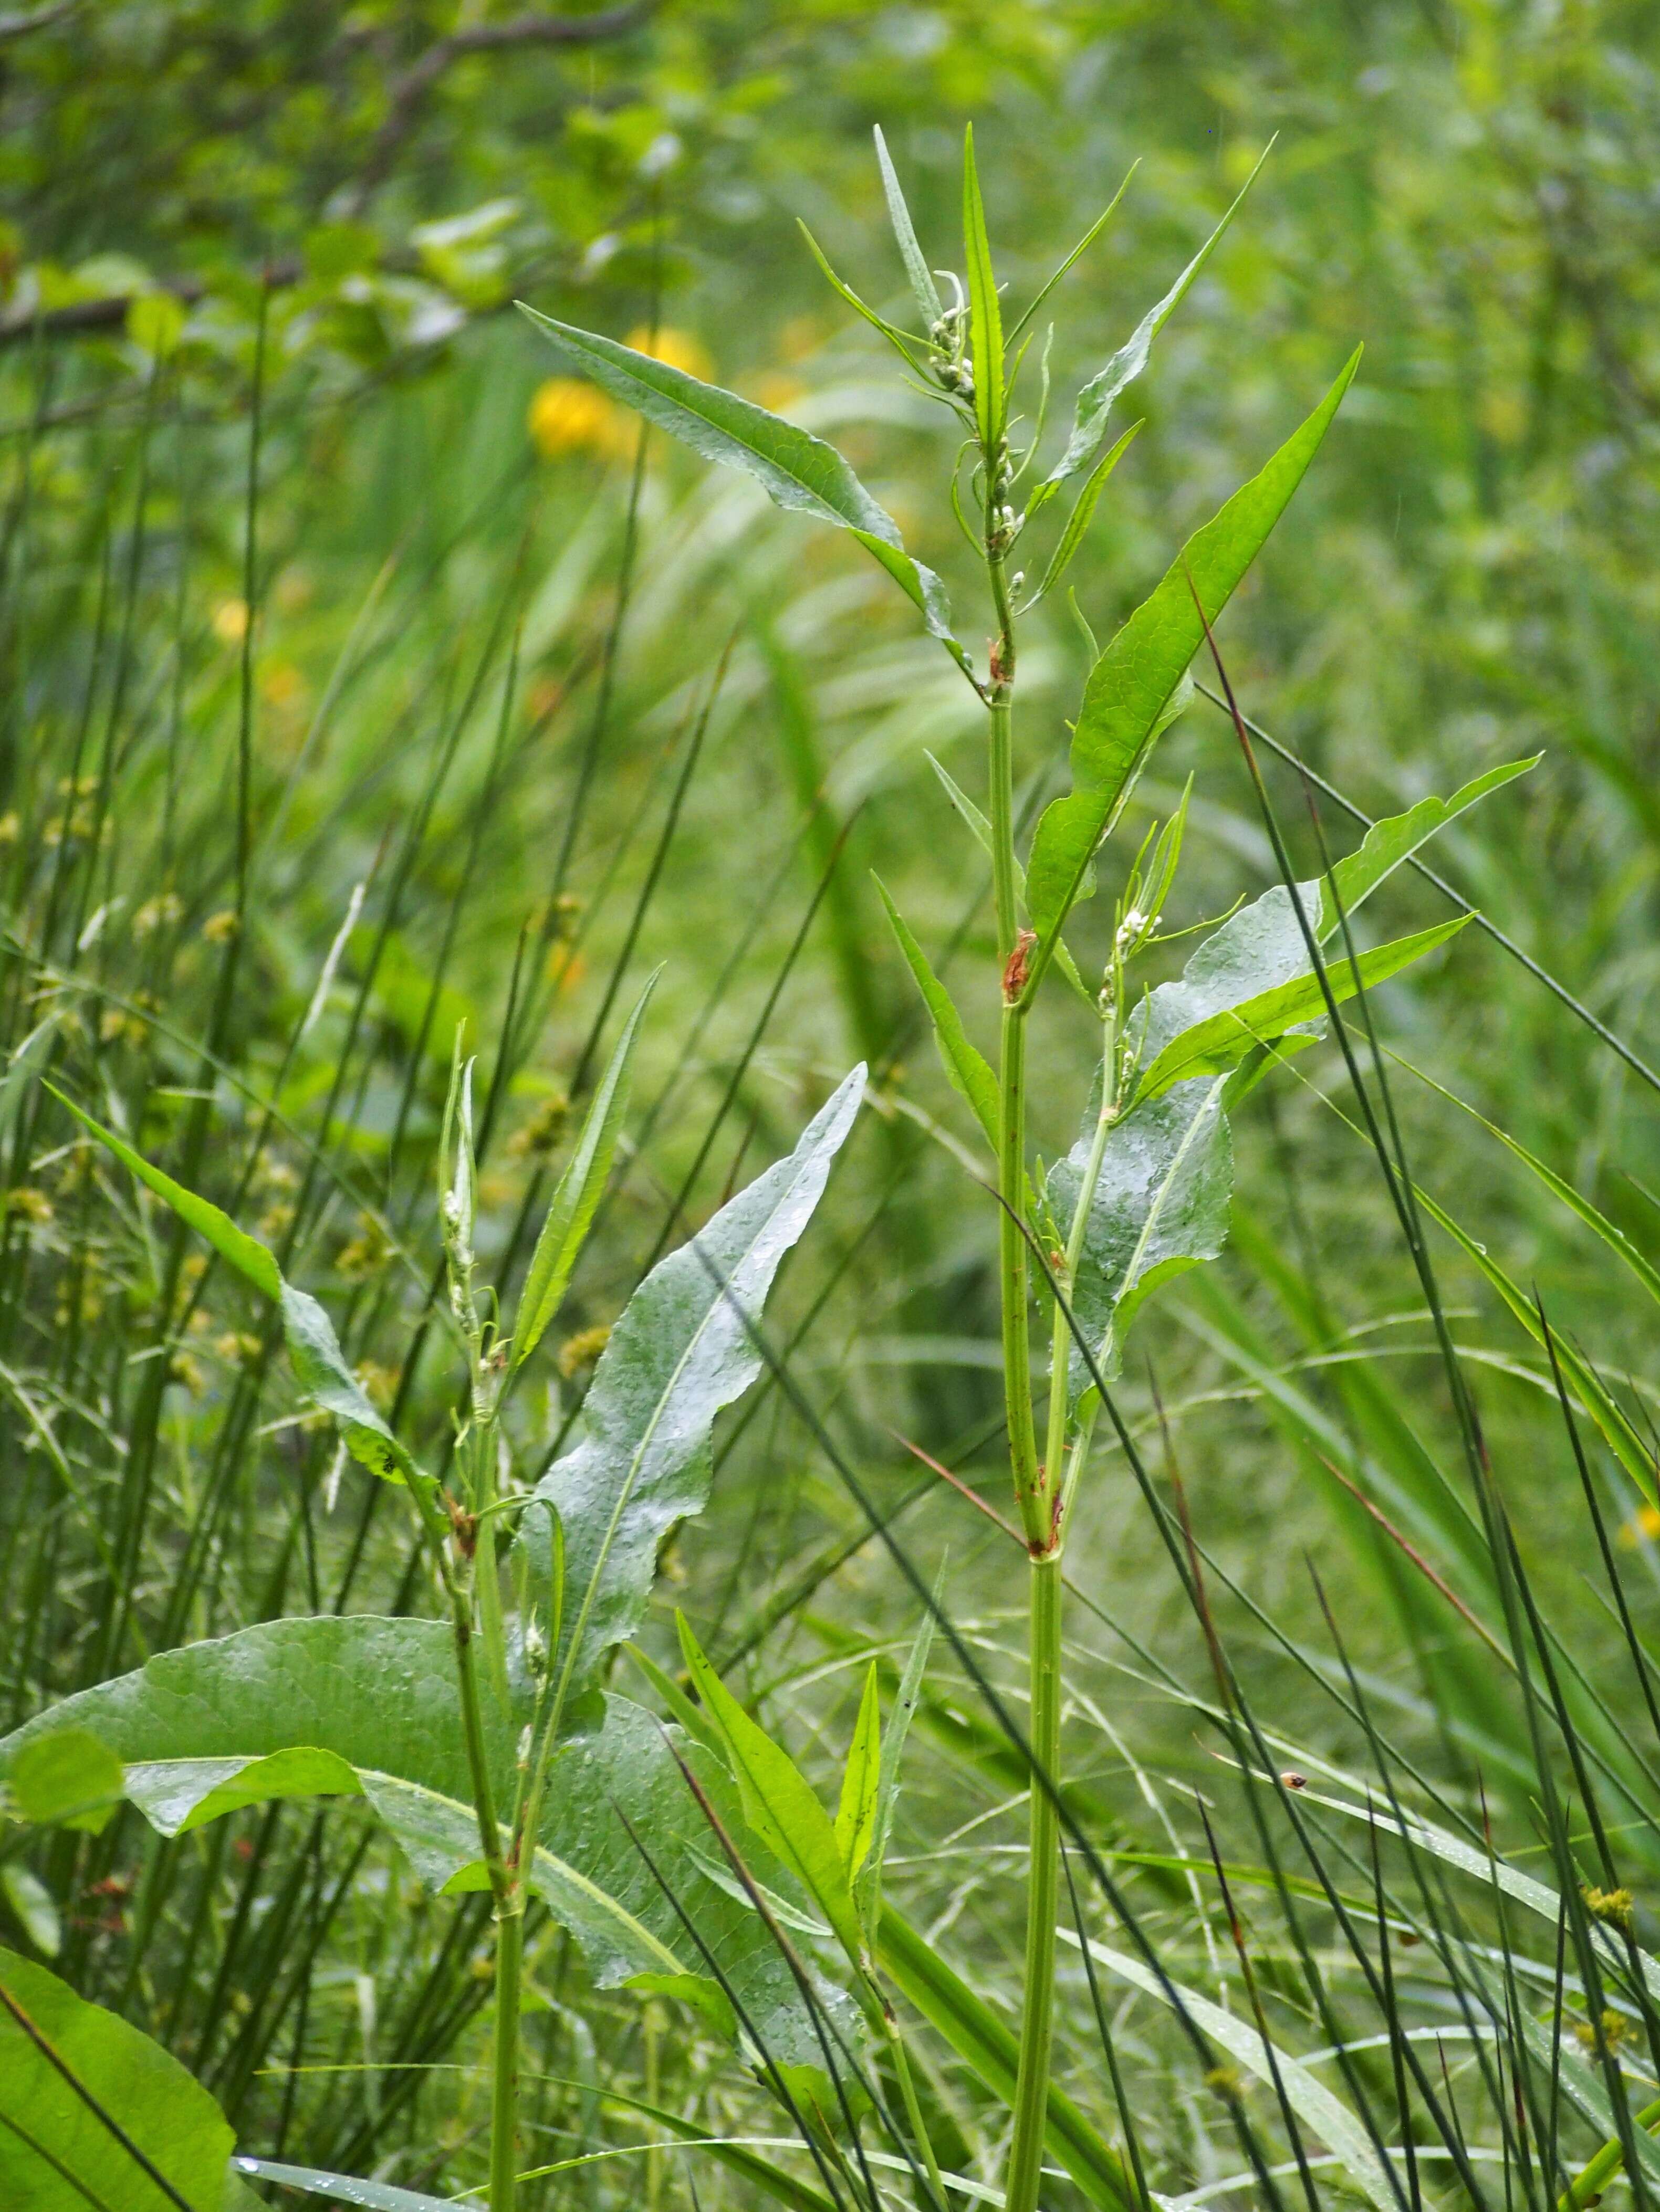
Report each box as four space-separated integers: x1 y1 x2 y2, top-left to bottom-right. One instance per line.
749 371 805 413
1620 1503 1660 1548
625 325 713 381
527 377 630 460
212 597 249 644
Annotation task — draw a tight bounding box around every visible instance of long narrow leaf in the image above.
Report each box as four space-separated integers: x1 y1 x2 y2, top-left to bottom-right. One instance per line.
51 1087 417 1486
873 124 942 328
876 882 997 1150
961 123 1004 450
678 1613 865 1972
516 309 970 674
1041 142 1272 490
1026 351 1360 947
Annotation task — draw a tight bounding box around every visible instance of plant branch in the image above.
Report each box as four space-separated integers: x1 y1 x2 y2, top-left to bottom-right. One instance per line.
346 2 655 209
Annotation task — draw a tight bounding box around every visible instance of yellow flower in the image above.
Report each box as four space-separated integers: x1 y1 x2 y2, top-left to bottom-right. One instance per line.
1620 1503 1660 1548
212 597 250 644
201 907 239 943
625 325 714 381
527 377 630 460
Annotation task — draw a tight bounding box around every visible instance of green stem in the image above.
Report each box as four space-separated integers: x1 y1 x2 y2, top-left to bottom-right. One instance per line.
1006 1552 1064 2212
1560 2094 1660 2209
883 2007 946 2205
417 1483 520 2212
999 1002 1042 1538
489 1900 525 2212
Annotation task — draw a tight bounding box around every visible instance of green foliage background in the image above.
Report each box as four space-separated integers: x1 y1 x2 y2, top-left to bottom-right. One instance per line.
4 0 1660 2203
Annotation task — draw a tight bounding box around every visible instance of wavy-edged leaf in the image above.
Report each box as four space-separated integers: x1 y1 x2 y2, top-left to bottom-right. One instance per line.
1050 1074 1233 1392
1056 1928 1396 2212
961 124 1003 450
532 1067 864 1720
1040 143 1271 492
679 1615 864 1974
876 883 996 1151
516 310 969 676
54 1086 279 1298
0 1620 846 2077
514 975 654 1369
873 125 942 329
834 1664 881 1883
0 1945 241 2212
1026 352 1359 946
1132 914 1471 1105
51 1089 417 1487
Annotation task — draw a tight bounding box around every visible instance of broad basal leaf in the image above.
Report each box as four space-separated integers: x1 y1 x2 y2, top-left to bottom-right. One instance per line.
517 310 970 676
0 1945 246 2212
1025 352 1359 947
1049 1075 1232 1393
533 1066 864 1721
0 1619 850 2080
53 1089 417 1487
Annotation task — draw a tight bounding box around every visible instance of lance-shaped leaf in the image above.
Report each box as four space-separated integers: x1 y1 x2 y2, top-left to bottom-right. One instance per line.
533 1066 863 1720
516 310 971 678
1024 420 1141 610
834 1664 881 1883
1320 754 1538 931
874 125 942 329
962 124 1003 450
853 1591 934 1944
514 975 654 1370
1132 766 1526 1108
1132 911 1471 1105
0 1945 252 2212
876 883 996 1150
51 1089 418 1488
0 1618 852 2079
1026 351 1359 948
680 1615 865 1975
1039 143 1270 494
1049 1076 1233 1393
